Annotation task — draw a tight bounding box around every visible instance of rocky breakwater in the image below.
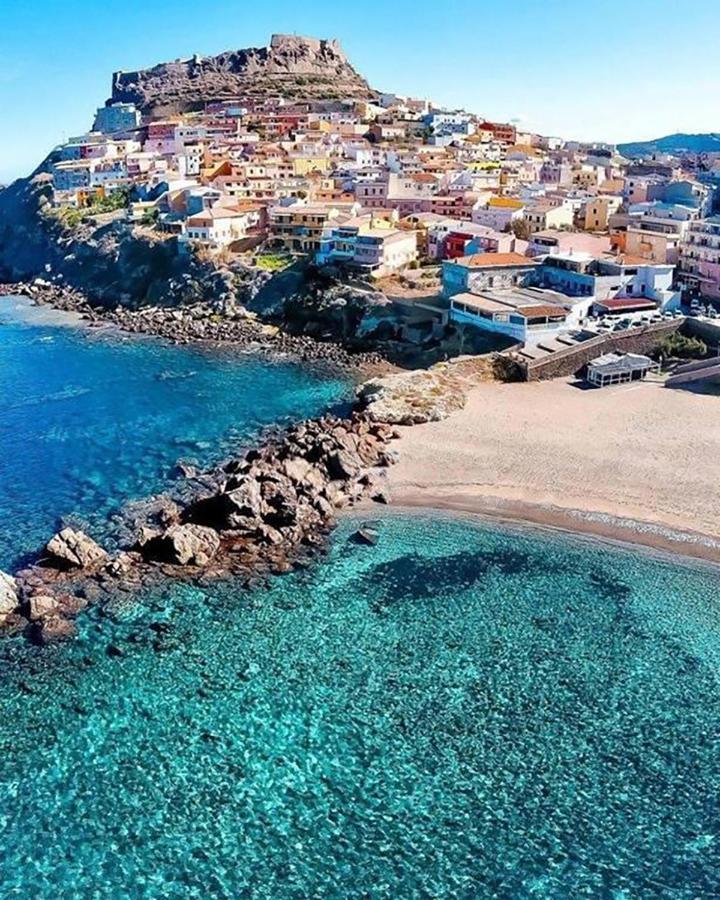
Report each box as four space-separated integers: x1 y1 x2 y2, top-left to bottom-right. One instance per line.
0 414 399 645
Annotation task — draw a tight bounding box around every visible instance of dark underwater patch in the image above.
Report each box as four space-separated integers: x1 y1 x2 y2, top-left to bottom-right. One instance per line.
367 547 538 612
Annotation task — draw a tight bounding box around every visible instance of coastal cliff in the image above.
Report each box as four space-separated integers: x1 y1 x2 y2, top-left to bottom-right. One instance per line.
0 174 402 359
110 34 376 116
0 172 234 308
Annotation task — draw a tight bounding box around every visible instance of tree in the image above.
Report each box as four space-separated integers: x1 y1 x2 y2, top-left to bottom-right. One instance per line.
511 218 532 241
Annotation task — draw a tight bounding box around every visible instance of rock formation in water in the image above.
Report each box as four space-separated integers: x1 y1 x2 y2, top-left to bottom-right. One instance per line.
110 34 375 116
4 412 400 644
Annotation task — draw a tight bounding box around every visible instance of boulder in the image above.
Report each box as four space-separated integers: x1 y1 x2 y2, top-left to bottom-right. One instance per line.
378 448 400 467
45 528 108 570
352 528 379 546
148 524 221 566
186 477 263 531
0 571 18 621
29 616 77 645
261 477 301 525
255 524 285 546
327 449 362 481
27 594 59 621
105 552 136 577
173 459 199 479
282 456 313 484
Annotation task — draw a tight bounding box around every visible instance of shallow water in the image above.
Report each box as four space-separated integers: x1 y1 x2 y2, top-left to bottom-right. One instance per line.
0 296 348 568
1 297 720 898
1 514 720 897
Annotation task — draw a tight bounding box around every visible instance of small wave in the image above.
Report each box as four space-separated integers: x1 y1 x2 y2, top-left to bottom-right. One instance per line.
155 370 198 382
6 386 92 410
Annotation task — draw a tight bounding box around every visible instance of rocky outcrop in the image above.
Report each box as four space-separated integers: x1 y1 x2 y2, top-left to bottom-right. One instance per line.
27 594 59 621
110 34 375 116
0 174 221 303
143 524 220 566
45 528 108 570
357 355 503 424
357 367 468 425
1 278 388 373
8 411 400 644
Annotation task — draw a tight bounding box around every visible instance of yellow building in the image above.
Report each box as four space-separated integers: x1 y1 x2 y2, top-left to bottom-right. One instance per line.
584 196 622 232
291 156 333 177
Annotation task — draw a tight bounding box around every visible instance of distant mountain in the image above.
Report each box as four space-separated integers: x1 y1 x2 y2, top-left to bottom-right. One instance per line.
109 34 376 117
618 133 720 158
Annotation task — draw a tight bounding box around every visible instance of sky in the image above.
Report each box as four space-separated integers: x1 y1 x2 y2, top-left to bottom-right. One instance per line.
1 0 719 183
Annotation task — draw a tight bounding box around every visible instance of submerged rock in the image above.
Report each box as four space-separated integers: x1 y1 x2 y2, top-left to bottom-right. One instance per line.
28 615 77 645
352 528 379 546
45 528 108 570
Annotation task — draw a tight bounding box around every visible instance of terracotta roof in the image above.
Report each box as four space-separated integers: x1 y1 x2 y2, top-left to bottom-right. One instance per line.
516 305 568 319
453 252 536 268
613 254 665 267
595 298 658 311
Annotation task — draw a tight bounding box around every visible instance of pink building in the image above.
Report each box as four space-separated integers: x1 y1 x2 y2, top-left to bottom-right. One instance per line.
678 216 720 301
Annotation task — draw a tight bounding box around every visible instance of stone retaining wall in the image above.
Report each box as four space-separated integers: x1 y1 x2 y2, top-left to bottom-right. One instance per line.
521 321 682 382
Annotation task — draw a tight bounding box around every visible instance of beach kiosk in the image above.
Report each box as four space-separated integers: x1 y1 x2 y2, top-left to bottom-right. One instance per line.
585 352 660 388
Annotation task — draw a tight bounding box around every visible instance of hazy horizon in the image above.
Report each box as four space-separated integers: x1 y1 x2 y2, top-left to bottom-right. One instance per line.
1 0 719 183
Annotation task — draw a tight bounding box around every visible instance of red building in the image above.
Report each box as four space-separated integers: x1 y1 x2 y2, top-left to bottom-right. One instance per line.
484 121 517 145
444 231 474 259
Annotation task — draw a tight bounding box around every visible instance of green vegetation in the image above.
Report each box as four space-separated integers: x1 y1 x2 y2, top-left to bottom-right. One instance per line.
90 189 130 214
254 252 292 272
140 207 159 227
52 206 85 229
49 189 130 231
510 219 532 241
656 331 707 361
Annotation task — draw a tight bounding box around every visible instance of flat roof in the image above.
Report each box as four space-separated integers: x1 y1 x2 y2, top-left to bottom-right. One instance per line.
451 288 568 318
588 352 657 375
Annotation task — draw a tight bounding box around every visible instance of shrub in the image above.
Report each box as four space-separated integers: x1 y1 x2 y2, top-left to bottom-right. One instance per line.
492 354 524 382
254 253 291 272
656 332 707 360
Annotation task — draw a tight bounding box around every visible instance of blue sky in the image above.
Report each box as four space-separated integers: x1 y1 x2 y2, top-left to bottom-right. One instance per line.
1 0 719 183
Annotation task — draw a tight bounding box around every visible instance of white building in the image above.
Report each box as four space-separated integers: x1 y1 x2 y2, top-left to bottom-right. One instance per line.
181 205 264 250
449 286 571 344
472 197 526 231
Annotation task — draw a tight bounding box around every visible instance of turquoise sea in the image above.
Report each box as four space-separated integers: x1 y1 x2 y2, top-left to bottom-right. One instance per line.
1 296 719 898
0 297 348 570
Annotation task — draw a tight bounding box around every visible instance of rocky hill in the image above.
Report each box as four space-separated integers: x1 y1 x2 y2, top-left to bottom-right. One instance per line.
618 132 720 158
110 34 376 116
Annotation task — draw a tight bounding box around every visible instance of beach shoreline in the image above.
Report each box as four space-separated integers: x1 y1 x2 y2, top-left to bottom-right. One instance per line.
385 377 720 566
379 490 720 566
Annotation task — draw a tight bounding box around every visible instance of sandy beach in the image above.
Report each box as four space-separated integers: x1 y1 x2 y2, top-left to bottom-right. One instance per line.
388 377 720 562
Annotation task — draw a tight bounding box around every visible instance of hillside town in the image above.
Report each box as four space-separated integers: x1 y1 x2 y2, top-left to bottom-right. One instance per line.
20 36 717 383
